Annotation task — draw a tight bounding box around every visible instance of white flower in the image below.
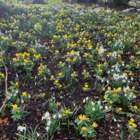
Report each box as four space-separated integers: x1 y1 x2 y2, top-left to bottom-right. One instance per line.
42 116 45 120
45 127 50 132
105 106 108 110
97 101 101 104
92 107 95 111
91 102 95 106
58 114 62 118
45 112 50 118
21 100 24 103
86 97 89 101
17 126 26 132
83 99 85 103
100 106 103 109
47 120 51 126
37 133 40 137
53 115 57 119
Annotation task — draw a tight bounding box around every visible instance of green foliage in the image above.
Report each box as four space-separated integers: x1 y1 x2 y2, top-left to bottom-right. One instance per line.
113 0 130 5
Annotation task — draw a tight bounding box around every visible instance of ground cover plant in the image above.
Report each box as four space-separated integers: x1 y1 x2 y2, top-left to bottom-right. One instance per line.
0 1 140 140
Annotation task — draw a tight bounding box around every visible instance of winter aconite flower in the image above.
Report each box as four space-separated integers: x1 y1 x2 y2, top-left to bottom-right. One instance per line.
12 104 18 109
15 82 19 86
79 114 86 120
22 92 27 96
82 127 87 131
92 122 98 128
65 110 69 114
133 106 138 110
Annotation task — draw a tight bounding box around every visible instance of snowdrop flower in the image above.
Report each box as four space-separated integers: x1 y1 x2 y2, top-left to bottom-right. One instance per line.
58 114 62 118
131 77 133 80
42 116 45 120
17 126 26 132
114 118 116 122
21 100 24 103
37 133 40 137
105 106 108 110
45 127 50 132
97 101 101 104
100 106 103 109
45 112 50 118
47 120 51 126
86 97 89 101
92 107 95 111
83 99 85 103
53 115 57 119
133 96 136 99
91 102 95 106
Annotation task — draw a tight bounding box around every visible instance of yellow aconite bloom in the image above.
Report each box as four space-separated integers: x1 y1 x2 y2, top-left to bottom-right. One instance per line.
129 121 133 125
119 108 122 111
65 110 69 114
58 72 62 76
110 101 113 104
22 92 27 96
112 94 117 97
39 71 42 74
51 75 54 79
79 114 86 120
98 64 101 67
134 106 138 110
92 122 98 128
130 118 135 123
15 82 19 86
107 87 111 91
85 84 88 88
82 127 87 131
1 73 4 77
132 123 137 128
43 93 45 96
73 71 76 74
56 50 59 53
99 69 102 72
12 104 18 109
55 80 58 83
105 97 108 100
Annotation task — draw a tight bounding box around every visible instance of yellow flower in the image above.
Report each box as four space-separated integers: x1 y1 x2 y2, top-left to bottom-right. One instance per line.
55 80 58 83
58 72 62 76
79 114 86 120
85 84 88 88
39 71 42 74
1 73 4 77
65 110 69 114
98 64 101 67
13 58 16 61
57 102 59 105
99 69 102 72
112 94 117 97
107 87 111 91
131 92 133 95
56 50 59 53
130 118 135 123
133 106 138 110
43 93 45 96
59 84 62 88
73 71 76 74
12 104 18 109
132 123 137 128
129 72 132 75
51 75 54 79
87 72 89 75
110 101 113 104
63 114 65 116
59 61 62 64
15 82 19 86
109 106 112 109
105 97 108 100
129 121 133 125
119 108 122 111
83 69 86 72
22 92 27 96
82 127 87 131
132 86 135 90
92 122 98 128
